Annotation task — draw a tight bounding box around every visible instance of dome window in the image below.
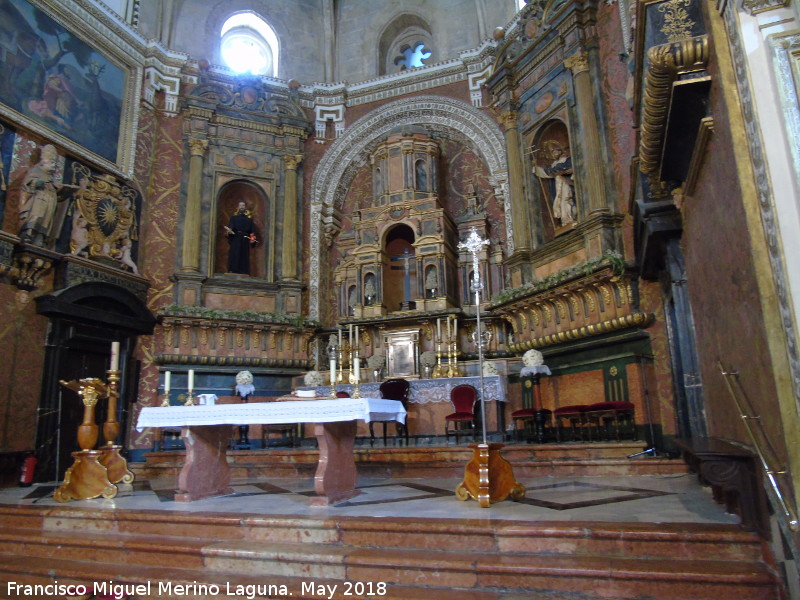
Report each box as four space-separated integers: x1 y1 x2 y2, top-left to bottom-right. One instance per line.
220 13 279 76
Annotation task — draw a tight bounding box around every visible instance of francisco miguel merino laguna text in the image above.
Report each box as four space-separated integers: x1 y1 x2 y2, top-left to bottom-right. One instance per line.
8 579 388 599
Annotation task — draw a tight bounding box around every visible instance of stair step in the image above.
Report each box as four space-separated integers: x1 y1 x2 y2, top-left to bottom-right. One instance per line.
0 542 779 600
0 505 764 561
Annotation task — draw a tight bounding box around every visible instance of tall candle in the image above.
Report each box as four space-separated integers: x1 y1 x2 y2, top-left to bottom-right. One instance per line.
437 318 441 341
349 323 353 346
446 316 451 339
164 371 171 394
453 316 457 337
354 326 359 348
188 369 194 391
338 329 342 347
110 342 120 371
354 356 360 382
330 357 337 385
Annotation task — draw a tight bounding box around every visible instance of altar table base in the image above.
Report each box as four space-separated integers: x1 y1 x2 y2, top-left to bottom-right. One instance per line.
175 425 235 502
172 421 365 505
310 421 360 506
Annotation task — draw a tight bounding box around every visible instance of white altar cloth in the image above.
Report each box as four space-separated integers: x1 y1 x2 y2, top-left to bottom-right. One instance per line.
137 397 406 430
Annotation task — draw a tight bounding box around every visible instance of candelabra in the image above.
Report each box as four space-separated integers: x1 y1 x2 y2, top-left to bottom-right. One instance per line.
328 343 339 398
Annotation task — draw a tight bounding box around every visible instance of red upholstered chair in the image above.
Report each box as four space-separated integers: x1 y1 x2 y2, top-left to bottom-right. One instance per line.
553 405 590 442
371 379 410 445
445 384 478 444
585 401 636 441
336 391 351 398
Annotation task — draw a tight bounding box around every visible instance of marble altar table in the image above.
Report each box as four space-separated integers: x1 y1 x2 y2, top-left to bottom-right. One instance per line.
137 398 406 505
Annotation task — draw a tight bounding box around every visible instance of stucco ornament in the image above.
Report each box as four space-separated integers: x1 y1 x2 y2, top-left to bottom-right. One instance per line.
522 349 544 367
304 370 325 387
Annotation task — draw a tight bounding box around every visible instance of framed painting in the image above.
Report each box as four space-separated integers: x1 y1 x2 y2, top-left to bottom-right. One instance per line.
0 0 140 175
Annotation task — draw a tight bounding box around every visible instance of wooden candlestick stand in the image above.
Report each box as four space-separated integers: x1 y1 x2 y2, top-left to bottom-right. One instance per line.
99 369 134 492
455 228 525 508
456 443 526 507
55 378 117 502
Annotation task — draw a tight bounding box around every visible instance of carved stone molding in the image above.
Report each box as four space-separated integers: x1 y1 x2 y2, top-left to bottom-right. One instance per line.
8 248 56 292
639 35 710 180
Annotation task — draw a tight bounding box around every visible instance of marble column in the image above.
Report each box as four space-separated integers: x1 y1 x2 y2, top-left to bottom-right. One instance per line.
282 154 302 281
564 50 608 214
501 111 531 252
181 138 208 273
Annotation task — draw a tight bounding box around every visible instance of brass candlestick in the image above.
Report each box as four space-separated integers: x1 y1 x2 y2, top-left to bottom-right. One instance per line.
161 393 170 407
100 369 134 488
184 391 195 406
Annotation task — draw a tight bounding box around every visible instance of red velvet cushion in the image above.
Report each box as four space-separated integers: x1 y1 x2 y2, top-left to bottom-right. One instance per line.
445 412 475 421
554 405 588 414
585 401 634 411
512 408 552 418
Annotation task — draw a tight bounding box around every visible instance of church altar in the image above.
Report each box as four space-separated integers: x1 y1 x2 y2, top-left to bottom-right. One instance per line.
137 398 406 505
313 375 507 404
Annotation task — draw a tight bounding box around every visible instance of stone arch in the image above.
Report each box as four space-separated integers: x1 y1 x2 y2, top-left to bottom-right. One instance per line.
309 95 508 320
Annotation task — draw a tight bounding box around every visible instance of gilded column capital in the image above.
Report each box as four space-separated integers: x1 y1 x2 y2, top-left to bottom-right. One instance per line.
284 154 303 171
188 138 208 156
500 111 518 131
564 51 589 75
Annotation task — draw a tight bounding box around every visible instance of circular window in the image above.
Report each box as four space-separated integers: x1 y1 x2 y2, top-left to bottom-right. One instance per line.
220 12 279 76
221 28 272 75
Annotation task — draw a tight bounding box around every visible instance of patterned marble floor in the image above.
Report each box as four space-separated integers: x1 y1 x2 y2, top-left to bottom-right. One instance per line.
0 473 740 525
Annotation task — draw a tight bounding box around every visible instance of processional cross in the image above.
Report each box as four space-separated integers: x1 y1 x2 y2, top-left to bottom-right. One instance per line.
455 227 525 507
458 228 490 443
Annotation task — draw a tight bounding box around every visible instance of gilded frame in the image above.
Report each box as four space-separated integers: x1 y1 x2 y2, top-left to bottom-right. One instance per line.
0 0 141 177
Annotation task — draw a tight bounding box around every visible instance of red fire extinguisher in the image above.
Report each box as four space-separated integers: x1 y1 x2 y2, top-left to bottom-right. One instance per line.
19 454 37 487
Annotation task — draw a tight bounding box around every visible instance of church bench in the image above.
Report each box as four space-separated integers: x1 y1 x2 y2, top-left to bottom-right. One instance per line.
671 437 769 536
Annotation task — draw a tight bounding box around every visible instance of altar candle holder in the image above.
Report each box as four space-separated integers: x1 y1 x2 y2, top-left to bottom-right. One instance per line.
434 340 444 378
328 345 338 398
104 369 121 446
161 371 171 406
184 390 195 406
352 349 361 398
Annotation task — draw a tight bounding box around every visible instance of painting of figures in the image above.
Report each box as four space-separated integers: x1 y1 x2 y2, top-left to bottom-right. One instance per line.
0 0 124 163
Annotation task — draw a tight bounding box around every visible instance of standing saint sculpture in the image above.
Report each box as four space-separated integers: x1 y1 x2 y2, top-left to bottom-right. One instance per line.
224 200 257 275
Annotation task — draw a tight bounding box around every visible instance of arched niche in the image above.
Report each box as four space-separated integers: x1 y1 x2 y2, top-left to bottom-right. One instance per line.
383 223 417 312
214 180 268 278
530 119 576 238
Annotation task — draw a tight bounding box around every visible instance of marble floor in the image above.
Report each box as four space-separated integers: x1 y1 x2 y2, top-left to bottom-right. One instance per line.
0 473 740 526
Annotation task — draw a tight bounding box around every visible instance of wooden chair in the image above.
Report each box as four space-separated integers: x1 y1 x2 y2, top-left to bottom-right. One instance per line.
370 379 410 446
554 405 590 442
585 401 636 441
511 407 552 443
262 424 298 447
444 384 477 444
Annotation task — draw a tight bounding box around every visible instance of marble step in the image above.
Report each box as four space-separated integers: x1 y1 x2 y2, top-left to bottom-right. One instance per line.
0 553 617 600
0 505 763 562
0 507 780 599
0 533 779 600
138 442 687 480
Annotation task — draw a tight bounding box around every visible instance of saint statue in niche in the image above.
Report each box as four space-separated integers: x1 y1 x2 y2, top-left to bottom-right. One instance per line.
531 124 577 230
224 200 257 274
